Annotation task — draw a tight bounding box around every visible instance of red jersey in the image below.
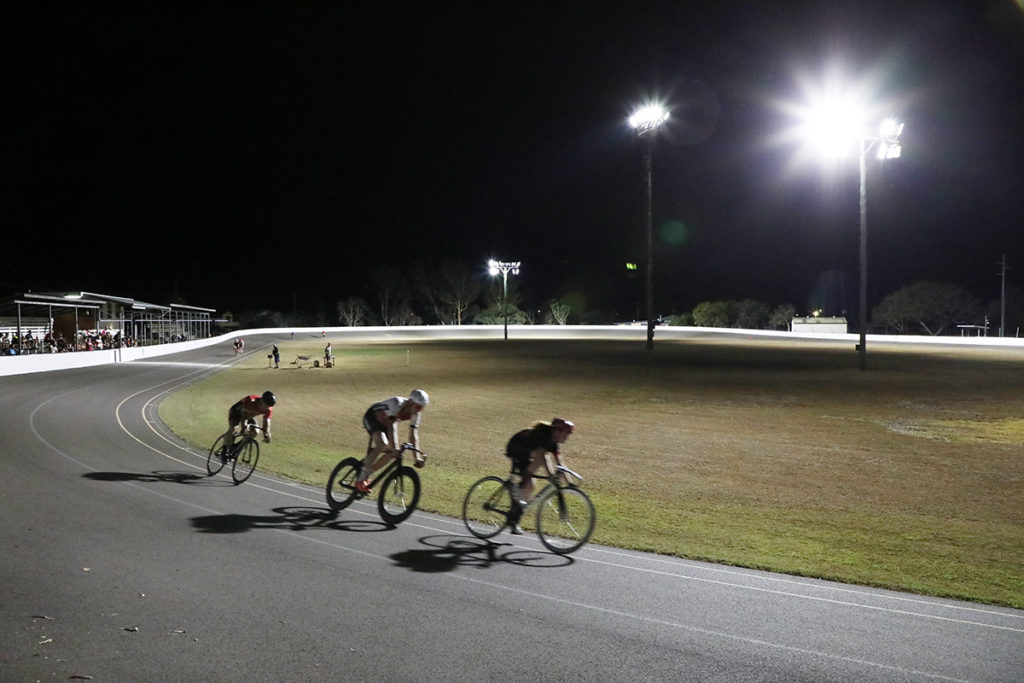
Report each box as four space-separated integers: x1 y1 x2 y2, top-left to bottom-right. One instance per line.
238 395 272 419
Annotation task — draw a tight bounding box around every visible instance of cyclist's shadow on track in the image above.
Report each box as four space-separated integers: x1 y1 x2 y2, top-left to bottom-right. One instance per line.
189 506 390 534
84 470 211 485
390 534 574 573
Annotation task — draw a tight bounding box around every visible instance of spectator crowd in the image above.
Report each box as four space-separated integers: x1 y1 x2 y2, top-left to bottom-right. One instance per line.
0 329 165 355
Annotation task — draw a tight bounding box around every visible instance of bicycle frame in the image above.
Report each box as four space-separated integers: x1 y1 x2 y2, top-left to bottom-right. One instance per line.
362 442 422 483
363 450 404 488
517 465 582 506
326 442 427 524
227 422 265 456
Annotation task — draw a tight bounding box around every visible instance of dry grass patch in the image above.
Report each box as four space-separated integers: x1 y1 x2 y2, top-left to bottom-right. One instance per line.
160 336 1024 607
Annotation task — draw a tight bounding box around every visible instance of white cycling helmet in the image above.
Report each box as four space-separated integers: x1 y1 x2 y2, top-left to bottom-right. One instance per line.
409 389 429 407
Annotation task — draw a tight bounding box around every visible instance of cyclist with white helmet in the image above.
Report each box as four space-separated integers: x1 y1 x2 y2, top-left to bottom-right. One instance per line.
504 418 575 532
355 389 429 493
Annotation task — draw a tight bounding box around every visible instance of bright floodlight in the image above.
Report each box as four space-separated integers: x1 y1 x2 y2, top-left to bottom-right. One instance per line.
877 117 904 159
488 259 520 340
770 63 894 166
880 117 904 138
629 103 669 134
799 95 867 158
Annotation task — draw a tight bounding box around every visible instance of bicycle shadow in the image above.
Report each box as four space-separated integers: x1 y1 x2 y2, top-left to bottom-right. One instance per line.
84 470 214 485
390 534 574 573
189 506 390 534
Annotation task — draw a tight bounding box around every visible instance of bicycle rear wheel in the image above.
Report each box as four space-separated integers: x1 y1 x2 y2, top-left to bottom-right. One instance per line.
231 439 259 484
462 476 515 539
207 435 229 475
326 457 363 511
378 466 421 525
535 486 595 554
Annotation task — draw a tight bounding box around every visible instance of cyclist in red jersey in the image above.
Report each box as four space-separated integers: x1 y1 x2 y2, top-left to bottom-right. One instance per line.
221 390 276 447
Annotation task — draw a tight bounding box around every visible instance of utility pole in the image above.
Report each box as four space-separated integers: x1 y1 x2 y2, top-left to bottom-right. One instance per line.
999 254 1009 338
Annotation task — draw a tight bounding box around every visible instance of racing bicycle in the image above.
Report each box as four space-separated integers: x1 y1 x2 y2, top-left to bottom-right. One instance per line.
462 464 596 554
206 420 264 484
325 442 427 525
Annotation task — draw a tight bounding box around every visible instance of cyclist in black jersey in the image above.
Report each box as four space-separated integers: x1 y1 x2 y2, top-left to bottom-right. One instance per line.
505 418 575 518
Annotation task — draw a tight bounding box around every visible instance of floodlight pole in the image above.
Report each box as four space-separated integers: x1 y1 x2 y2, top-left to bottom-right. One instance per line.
643 134 655 350
999 254 1008 338
858 136 868 372
629 103 669 350
856 119 903 371
501 270 509 340
488 259 520 340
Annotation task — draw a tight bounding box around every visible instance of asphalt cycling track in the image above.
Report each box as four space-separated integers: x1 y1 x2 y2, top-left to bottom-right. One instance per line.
1 336 1022 681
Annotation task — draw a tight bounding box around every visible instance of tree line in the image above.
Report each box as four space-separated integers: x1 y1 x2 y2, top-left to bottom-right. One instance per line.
233 266 1024 337
675 282 1024 336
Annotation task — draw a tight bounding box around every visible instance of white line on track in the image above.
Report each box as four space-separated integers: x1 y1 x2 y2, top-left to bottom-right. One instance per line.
131 361 227 368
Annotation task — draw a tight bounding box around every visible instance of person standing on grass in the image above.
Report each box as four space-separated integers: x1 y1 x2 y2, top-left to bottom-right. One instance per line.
504 418 575 533
355 390 429 492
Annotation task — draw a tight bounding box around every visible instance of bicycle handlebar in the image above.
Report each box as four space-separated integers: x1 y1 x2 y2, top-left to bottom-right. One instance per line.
399 442 428 467
239 422 271 442
554 464 582 481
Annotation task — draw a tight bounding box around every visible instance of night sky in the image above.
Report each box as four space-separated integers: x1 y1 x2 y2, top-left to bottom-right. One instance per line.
6 1 1024 321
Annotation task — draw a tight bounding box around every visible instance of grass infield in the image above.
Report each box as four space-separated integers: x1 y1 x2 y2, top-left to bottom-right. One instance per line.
160 336 1024 608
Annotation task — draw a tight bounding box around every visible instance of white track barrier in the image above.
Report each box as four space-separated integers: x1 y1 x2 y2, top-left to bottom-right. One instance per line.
1 325 1021 377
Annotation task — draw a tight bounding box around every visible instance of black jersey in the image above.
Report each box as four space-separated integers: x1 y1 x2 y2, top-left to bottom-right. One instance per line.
506 422 558 468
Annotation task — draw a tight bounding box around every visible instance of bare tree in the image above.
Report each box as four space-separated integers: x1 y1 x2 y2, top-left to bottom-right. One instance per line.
368 266 408 326
549 298 571 325
439 262 482 325
413 261 482 324
337 297 369 326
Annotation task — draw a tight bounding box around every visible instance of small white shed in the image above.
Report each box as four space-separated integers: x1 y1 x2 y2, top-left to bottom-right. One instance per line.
791 316 848 334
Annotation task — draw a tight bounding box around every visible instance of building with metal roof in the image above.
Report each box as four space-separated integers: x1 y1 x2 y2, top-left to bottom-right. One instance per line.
1 290 215 354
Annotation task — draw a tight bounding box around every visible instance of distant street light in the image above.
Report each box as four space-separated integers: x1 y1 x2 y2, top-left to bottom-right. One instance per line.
629 102 669 350
488 259 520 340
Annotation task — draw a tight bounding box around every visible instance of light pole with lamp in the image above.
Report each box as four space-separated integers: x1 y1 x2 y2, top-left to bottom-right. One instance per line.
855 117 904 371
629 102 669 350
488 259 520 340
785 83 904 371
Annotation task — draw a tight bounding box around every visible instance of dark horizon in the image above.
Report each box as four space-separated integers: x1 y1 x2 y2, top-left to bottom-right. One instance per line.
5 1 1024 321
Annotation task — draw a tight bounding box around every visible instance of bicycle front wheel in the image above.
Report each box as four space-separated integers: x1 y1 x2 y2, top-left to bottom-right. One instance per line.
378 466 421 525
326 457 363 511
207 435 229 476
535 486 595 554
462 476 514 539
231 438 260 484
